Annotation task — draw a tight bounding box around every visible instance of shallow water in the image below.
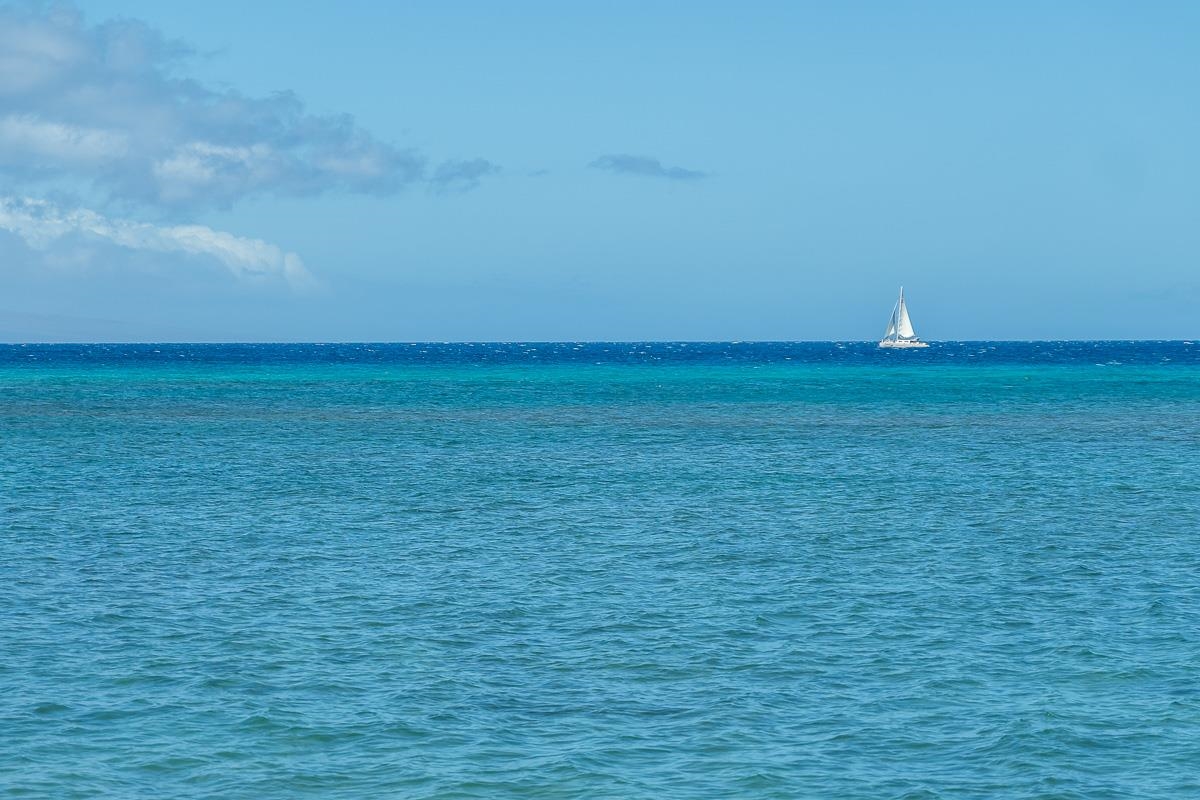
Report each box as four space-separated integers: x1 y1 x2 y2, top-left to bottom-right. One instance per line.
3 342 1199 798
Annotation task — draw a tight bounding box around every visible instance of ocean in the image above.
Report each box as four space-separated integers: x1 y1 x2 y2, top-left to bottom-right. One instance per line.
3 341 1198 798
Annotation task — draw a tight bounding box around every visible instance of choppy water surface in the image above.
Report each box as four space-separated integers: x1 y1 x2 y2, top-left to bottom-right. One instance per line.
3 342 1199 798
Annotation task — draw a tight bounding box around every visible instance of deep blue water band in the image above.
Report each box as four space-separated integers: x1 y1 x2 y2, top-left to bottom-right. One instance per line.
1 340 1198 367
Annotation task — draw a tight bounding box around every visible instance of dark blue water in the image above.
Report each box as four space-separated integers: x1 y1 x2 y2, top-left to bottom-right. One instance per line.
0 339 1196 366
3 342 1199 798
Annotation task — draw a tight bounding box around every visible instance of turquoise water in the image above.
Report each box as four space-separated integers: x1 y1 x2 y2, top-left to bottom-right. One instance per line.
3 342 1199 798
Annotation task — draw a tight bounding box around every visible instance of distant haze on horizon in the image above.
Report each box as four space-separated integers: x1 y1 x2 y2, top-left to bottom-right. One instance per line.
1 1 1197 342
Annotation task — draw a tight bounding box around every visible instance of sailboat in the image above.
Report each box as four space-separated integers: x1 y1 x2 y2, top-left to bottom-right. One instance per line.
878 287 929 348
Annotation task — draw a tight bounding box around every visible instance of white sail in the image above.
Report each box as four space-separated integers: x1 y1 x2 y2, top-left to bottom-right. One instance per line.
896 298 916 339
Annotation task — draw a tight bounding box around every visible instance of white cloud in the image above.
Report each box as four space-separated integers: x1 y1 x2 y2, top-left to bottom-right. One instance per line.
0 196 314 290
0 4 498 296
150 141 289 205
0 5 437 209
0 9 88 94
0 114 129 164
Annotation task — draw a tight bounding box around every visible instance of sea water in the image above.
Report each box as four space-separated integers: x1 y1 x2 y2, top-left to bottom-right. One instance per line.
2 342 1198 799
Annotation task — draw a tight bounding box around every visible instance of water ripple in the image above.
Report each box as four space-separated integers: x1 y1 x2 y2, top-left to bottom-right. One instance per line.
2 343 1199 797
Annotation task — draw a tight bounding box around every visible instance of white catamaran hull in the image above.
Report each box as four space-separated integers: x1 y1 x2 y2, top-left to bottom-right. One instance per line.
878 339 929 348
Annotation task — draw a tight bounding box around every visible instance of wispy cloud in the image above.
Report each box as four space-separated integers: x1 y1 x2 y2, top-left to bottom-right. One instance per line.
430 158 501 193
0 196 314 289
0 5 494 210
588 154 707 181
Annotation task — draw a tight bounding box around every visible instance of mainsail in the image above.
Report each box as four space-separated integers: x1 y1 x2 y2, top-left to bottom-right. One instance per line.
896 297 916 339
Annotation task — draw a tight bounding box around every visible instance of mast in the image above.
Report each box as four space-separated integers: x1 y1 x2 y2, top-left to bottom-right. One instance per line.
893 287 905 342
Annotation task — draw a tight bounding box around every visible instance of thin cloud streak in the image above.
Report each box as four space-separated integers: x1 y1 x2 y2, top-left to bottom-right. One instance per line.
430 158 501 193
0 196 314 290
589 154 707 181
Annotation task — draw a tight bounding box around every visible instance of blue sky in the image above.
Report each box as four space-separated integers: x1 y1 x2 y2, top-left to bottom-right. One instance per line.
1 1 1198 341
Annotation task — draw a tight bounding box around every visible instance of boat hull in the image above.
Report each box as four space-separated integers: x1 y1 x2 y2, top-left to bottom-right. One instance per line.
878 339 930 348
